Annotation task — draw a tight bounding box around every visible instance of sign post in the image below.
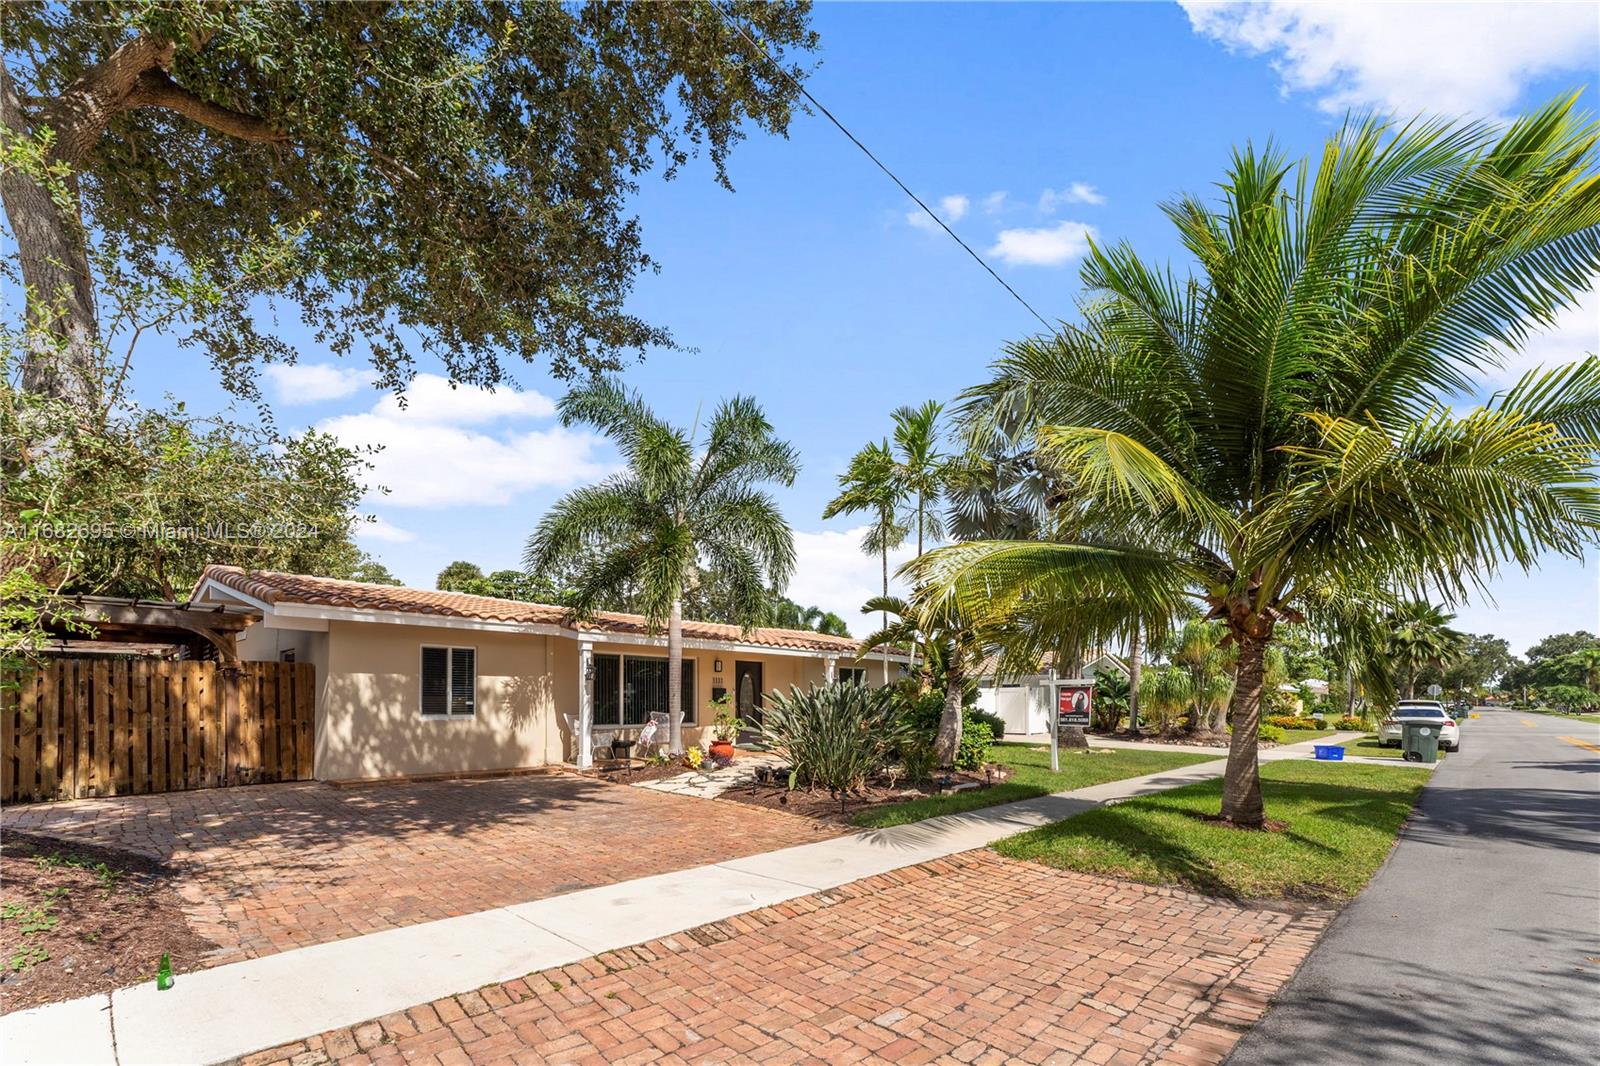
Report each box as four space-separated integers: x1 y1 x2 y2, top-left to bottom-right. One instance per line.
1054 678 1094 764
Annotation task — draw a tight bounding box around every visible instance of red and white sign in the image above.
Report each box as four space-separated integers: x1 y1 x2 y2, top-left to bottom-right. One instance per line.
1056 681 1093 727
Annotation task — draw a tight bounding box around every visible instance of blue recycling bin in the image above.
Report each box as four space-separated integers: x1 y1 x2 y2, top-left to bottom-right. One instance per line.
1312 744 1344 761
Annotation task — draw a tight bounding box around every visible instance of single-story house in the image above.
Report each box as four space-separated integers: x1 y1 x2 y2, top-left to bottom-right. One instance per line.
193 566 909 782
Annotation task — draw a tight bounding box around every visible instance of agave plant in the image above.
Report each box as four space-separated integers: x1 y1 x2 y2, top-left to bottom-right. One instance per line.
916 100 1600 825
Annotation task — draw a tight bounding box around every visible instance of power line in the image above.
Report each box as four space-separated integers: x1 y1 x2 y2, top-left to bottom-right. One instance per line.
711 4 1054 332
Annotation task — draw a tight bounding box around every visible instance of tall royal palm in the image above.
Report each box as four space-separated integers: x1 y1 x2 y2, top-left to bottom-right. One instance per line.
823 440 907 683
892 400 948 559
526 379 798 753
916 100 1600 825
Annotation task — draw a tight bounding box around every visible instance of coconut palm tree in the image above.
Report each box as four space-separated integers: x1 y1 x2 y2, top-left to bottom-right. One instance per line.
913 101 1600 825
1387 602 1466 699
525 379 798 753
823 441 907 683
858 594 973 766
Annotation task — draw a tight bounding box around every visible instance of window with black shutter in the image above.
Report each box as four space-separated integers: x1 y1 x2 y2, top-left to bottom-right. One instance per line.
421 645 476 717
450 648 476 715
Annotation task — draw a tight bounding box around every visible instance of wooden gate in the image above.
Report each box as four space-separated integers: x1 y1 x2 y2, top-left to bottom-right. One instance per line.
1 659 314 804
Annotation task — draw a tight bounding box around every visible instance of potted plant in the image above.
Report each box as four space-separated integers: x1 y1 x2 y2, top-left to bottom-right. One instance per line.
707 695 742 761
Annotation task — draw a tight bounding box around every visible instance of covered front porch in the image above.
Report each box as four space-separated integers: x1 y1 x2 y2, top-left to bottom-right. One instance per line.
557 636 906 768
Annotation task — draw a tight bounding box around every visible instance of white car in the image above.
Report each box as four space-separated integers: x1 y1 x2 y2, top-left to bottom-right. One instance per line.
1378 701 1461 752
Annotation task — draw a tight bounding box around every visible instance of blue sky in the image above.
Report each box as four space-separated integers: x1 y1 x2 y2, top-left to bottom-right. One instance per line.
119 2 1599 656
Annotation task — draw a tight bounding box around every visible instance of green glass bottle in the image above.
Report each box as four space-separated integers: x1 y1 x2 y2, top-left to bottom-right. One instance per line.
156 953 173 991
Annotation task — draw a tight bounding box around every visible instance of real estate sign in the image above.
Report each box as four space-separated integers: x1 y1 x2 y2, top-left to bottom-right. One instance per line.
1056 680 1093 728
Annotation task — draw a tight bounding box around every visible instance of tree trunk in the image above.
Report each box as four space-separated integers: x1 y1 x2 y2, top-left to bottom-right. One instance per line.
1 64 101 408
1125 623 1143 735
667 596 684 753
934 639 964 768
1404 670 1417 701
1220 628 1270 826
881 542 890 686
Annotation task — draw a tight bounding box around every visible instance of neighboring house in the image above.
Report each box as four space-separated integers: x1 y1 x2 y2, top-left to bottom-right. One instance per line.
973 650 1127 736
193 566 908 782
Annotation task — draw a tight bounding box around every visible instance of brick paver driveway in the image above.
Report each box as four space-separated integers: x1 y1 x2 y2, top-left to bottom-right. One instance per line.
240 851 1330 1066
2 775 841 966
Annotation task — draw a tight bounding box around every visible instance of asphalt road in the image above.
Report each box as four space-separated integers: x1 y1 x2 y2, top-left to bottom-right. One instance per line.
1226 707 1600 1066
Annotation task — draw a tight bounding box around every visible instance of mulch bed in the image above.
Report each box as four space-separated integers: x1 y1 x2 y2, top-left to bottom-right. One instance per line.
591 761 699 784
0 832 216 1014
1089 732 1231 748
721 768 1003 826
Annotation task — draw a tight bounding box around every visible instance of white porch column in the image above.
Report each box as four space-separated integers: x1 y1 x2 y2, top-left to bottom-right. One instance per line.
578 640 594 770
825 656 837 684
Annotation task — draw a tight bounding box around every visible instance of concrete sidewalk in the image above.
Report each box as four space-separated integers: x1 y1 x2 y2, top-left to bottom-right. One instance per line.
1 734 1361 1066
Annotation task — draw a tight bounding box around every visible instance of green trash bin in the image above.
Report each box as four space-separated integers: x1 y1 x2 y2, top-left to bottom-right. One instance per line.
1401 721 1441 764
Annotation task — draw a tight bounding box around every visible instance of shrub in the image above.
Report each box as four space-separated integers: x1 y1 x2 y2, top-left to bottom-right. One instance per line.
758 682 909 792
896 691 994 774
897 735 939 783
1265 714 1304 730
1257 723 1285 743
955 718 994 771
1336 716 1363 730
1307 717 1328 730
968 707 1005 742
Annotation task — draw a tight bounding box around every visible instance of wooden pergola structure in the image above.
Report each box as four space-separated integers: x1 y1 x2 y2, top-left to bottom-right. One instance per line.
44 596 260 664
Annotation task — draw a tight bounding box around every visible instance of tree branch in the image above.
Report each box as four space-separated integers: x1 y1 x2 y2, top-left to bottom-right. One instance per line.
126 69 285 143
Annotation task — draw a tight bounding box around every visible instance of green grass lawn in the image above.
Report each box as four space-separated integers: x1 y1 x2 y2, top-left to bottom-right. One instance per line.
850 743 1218 829
1275 727 1337 745
1338 735 1445 761
1523 707 1600 725
992 760 1426 900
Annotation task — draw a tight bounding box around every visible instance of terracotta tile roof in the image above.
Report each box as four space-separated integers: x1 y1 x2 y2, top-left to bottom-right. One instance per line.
196 566 865 654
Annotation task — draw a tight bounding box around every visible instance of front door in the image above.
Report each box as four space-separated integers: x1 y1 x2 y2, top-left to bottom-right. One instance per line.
734 661 765 727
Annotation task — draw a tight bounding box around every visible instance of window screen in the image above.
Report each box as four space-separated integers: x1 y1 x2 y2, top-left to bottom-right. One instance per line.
593 654 621 725
610 656 696 725
839 667 868 685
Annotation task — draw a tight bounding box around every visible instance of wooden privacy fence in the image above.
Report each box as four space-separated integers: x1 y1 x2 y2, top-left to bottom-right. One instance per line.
2 659 314 804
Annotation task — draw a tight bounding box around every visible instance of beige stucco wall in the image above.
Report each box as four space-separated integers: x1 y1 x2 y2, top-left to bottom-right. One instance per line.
314 621 560 781
303 620 892 779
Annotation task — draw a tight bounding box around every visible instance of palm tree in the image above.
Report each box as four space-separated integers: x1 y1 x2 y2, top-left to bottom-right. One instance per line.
892 400 948 560
914 101 1600 825
526 379 799 753
1138 666 1193 734
1388 602 1466 699
1172 619 1233 733
858 594 973 766
1572 647 1600 693
823 441 907 683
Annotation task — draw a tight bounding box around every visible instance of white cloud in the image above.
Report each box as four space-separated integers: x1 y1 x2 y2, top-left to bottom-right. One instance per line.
1181 1 1597 117
785 526 919 627
988 221 1098 268
1481 286 1600 388
263 363 373 403
1038 182 1105 211
906 193 971 231
373 373 558 424
319 374 610 508
982 191 1009 215
354 515 416 543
